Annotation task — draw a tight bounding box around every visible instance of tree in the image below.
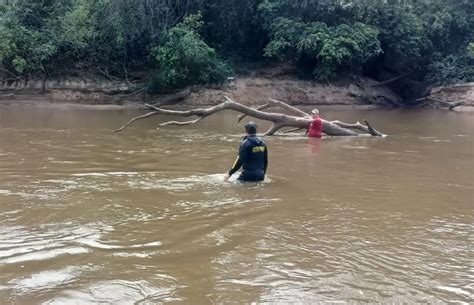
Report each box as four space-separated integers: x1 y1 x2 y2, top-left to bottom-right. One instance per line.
189 0 265 59
148 13 232 94
354 3 428 72
116 96 385 137
264 18 381 79
0 0 94 78
427 45 474 85
1 0 473 90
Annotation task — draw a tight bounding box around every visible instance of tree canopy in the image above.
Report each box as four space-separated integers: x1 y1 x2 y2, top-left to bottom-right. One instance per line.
0 0 472 93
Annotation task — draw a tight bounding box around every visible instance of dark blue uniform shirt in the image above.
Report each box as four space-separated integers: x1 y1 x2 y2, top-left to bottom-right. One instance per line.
228 135 268 182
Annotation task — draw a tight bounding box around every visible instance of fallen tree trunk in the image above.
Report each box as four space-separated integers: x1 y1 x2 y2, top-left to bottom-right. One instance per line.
371 72 411 87
116 96 385 137
416 96 464 111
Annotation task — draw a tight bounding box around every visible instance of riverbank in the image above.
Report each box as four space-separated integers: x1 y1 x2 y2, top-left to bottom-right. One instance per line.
1 72 472 111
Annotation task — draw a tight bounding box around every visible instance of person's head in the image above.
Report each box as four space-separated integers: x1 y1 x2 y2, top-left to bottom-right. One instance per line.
311 108 319 117
244 121 257 135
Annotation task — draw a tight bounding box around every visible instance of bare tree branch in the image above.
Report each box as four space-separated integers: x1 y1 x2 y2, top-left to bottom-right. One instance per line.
127 86 147 96
237 103 271 123
331 120 384 136
159 116 205 126
115 111 158 132
237 98 310 123
371 72 411 87
264 122 290 136
97 67 119 81
268 98 311 117
116 95 385 137
283 127 306 134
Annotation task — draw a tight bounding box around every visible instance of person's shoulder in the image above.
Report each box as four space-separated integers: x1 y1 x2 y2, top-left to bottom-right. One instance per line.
241 137 252 147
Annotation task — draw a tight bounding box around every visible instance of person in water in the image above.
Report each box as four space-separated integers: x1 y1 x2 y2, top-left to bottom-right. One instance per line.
224 121 268 182
307 108 323 138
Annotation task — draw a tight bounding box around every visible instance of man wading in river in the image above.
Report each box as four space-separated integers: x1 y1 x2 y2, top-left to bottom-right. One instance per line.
224 121 268 182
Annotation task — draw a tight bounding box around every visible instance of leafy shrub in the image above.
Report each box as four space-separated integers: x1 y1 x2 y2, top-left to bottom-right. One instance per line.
149 13 233 94
0 0 94 76
264 18 381 80
428 44 474 84
354 4 428 69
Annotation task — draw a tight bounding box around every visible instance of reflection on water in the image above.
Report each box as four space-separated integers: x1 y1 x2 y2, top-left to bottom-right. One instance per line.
0 107 473 304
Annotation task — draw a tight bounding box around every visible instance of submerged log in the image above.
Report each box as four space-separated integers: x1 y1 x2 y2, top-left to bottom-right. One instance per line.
116 96 385 137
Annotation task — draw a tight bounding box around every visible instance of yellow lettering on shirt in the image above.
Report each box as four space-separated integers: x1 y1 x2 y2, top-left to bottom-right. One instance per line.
252 146 265 153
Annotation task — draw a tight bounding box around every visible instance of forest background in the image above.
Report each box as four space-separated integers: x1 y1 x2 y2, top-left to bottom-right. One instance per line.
0 0 472 104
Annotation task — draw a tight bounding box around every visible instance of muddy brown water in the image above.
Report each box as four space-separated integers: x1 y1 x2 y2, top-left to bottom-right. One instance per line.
0 106 473 304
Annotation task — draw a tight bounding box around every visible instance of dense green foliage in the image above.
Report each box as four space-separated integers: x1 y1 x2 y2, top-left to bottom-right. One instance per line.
264 18 381 80
0 0 472 93
427 45 474 85
149 13 232 93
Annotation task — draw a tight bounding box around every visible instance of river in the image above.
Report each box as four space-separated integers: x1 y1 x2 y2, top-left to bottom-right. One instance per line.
0 106 473 304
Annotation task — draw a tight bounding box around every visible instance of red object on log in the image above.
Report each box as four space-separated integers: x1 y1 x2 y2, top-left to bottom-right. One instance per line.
308 116 323 138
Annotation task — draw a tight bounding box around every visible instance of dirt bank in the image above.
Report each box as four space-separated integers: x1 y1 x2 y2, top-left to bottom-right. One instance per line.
0 73 472 110
185 76 401 107
427 83 474 109
0 79 142 107
0 74 401 108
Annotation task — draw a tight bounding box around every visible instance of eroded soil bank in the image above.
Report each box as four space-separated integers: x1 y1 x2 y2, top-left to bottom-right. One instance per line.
0 74 472 110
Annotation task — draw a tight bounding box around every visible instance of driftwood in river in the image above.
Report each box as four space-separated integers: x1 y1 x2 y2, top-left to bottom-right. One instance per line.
116 96 385 137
